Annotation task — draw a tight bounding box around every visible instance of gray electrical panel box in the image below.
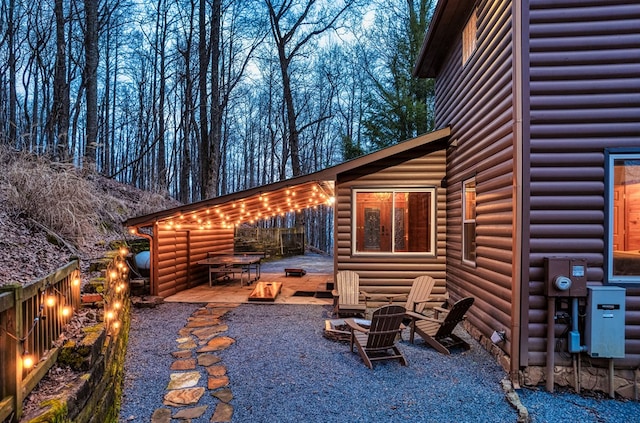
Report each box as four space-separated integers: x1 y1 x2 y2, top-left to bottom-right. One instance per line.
585 286 626 358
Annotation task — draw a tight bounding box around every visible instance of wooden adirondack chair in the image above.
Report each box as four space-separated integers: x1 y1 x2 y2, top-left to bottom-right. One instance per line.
404 275 438 316
409 297 475 355
332 270 366 317
345 305 408 369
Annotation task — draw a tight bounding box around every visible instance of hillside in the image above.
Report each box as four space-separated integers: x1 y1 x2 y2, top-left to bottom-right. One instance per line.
0 146 180 287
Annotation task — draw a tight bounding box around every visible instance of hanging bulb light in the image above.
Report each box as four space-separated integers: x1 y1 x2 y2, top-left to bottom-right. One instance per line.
62 305 72 317
22 351 34 369
45 295 56 307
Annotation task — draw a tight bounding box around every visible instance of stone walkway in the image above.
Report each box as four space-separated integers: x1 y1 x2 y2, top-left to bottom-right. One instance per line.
150 303 240 423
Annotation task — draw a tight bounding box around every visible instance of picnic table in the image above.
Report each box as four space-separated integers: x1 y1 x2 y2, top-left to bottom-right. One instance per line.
197 254 263 286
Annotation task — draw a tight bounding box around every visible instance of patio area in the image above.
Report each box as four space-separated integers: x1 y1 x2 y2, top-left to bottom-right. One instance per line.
164 253 334 305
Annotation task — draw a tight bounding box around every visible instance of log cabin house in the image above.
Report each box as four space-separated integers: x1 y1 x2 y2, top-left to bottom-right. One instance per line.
412 0 640 397
125 0 640 398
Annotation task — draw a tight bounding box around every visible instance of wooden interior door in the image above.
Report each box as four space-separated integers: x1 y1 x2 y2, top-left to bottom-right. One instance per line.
613 186 624 251
626 184 640 250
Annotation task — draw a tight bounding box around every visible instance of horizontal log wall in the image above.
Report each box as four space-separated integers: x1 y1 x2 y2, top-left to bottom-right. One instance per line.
433 0 516 356
155 225 234 298
335 148 447 298
528 0 640 367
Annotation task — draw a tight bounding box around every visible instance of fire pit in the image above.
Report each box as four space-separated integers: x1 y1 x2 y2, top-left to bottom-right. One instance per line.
323 318 370 342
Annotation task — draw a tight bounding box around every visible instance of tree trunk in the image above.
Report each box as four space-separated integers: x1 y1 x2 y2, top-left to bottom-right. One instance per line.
7 0 17 146
157 1 168 193
84 0 98 166
206 0 222 199
198 0 210 200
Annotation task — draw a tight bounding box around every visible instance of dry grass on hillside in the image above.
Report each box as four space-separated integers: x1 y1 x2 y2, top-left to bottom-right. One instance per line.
0 146 180 286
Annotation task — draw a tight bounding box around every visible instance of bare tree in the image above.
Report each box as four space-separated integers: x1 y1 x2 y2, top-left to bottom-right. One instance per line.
5 0 18 146
265 0 356 177
84 0 98 166
49 0 70 160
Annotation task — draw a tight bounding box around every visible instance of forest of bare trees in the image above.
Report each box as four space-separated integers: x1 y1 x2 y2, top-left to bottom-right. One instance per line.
0 0 435 251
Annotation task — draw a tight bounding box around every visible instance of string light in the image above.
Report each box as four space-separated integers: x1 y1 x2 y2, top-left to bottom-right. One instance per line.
46 295 56 307
22 351 34 369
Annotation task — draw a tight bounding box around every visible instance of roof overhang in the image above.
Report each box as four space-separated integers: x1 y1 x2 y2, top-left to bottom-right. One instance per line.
125 179 335 231
413 0 476 78
124 127 450 231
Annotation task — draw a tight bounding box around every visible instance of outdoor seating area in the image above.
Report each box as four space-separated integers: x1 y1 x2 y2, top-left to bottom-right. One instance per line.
196 252 264 287
345 304 408 368
169 256 476 358
409 296 475 355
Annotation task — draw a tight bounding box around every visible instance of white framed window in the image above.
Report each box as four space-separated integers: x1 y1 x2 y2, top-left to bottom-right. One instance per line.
607 151 640 284
352 188 436 255
462 8 478 65
462 178 476 264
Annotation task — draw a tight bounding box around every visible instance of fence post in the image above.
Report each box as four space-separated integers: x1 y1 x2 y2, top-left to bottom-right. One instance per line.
13 285 26 422
1 285 25 423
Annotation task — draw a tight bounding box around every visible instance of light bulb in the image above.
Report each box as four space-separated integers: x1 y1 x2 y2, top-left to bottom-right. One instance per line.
23 353 34 369
46 295 56 307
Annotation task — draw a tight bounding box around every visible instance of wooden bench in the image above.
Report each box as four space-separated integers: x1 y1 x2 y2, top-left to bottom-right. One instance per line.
285 268 306 277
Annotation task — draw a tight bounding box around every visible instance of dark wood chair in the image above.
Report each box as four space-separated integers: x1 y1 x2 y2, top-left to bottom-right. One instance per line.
345 305 407 369
409 296 475 354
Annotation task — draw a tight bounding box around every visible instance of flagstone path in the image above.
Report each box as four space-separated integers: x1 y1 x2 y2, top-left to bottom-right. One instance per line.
150 303 240 423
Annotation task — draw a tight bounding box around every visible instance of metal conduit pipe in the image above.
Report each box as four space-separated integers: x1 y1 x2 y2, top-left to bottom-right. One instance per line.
570 297 587 392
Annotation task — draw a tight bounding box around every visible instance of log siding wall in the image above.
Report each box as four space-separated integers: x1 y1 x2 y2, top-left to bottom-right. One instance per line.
155 226 234 297
433 0 516 355
335 148 447 298
528 0 640 367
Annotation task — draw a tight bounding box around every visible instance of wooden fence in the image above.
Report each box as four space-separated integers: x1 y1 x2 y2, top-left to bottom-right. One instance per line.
0 260 81 422
234 226 305 256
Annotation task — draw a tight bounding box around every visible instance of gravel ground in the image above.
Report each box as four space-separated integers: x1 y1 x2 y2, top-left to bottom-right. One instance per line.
119 302 640 423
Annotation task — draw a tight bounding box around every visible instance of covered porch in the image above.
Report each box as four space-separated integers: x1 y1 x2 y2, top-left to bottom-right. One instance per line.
163 253 335 305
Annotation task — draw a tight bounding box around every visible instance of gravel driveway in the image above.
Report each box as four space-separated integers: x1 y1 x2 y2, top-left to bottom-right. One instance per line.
119 302 640 422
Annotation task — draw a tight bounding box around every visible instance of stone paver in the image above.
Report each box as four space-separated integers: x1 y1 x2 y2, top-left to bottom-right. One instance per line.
167 371 201 389
173 405 208 419
198 353 222 366
197 336 235 353
152 303 239 421
150 408 171 423
212 388 233 403
211 403 234 422
171 358 197 370
207 375 229 390
206 365 226 377
163 386 205 406
171 350 192 359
